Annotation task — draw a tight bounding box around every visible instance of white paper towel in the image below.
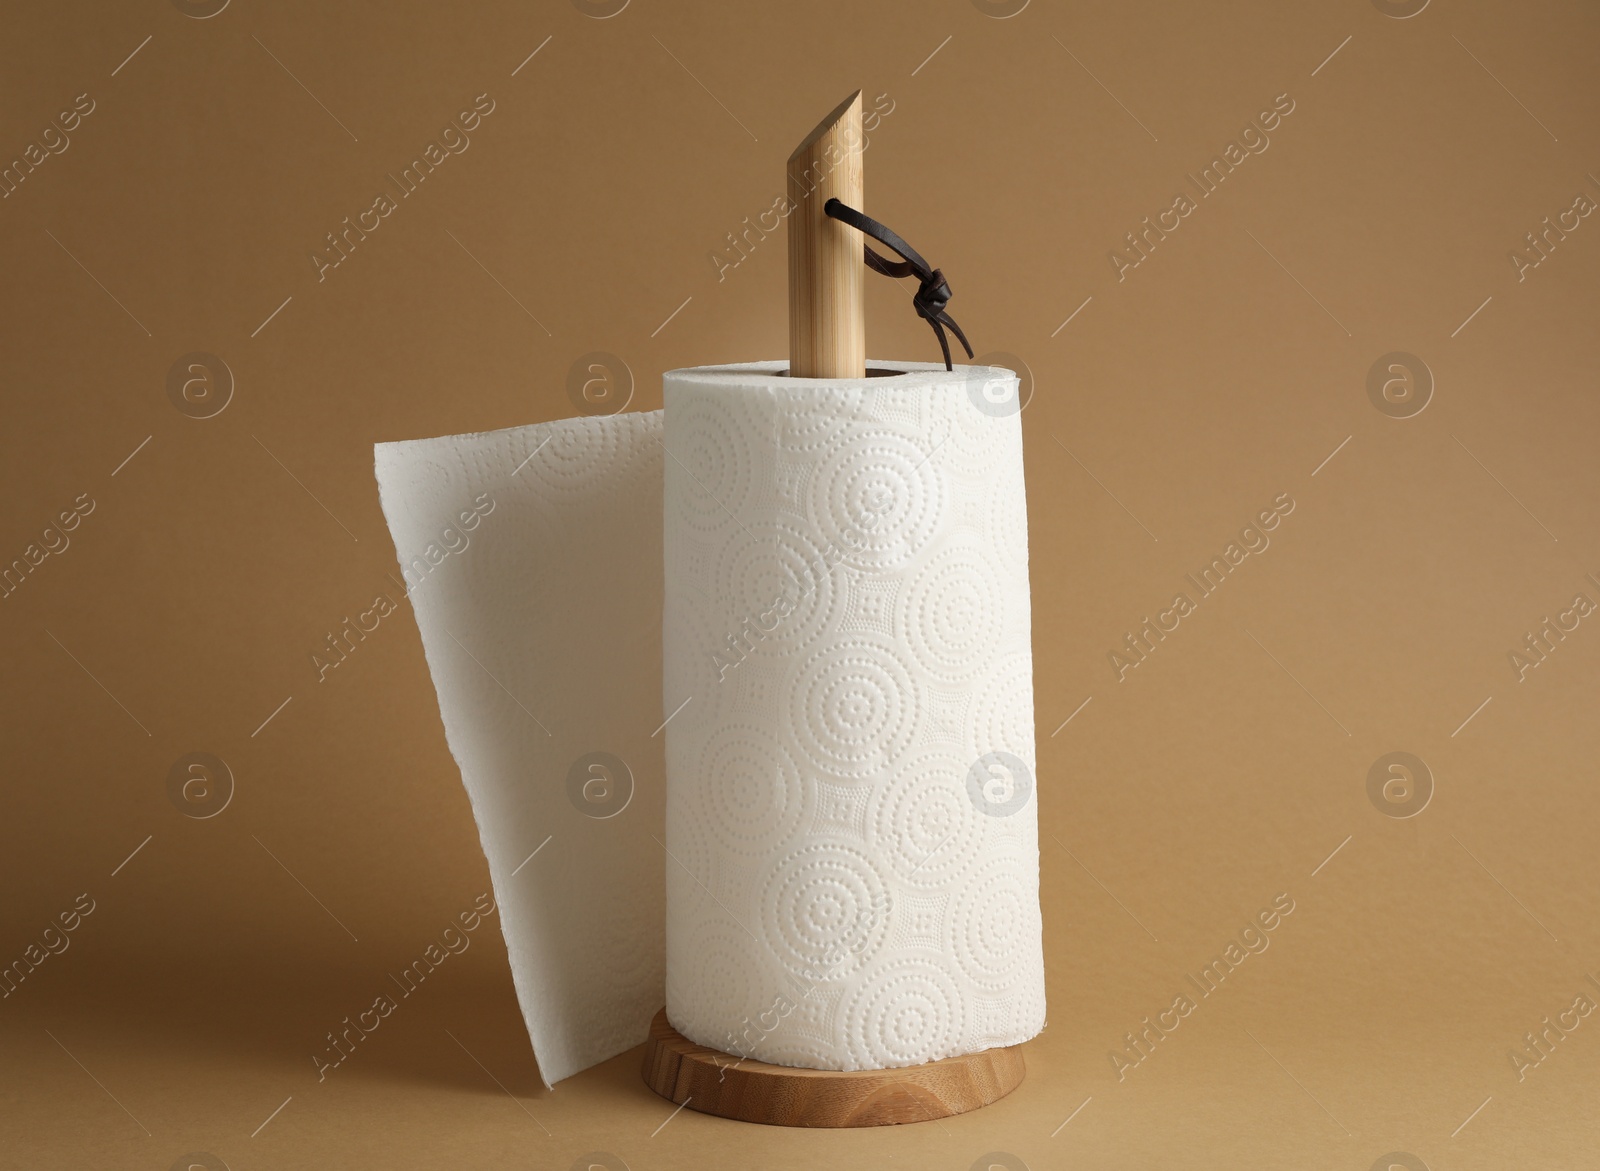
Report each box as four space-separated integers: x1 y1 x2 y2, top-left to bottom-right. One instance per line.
374 413 667 1088
375 360 1045 1083
661 361 1045 1070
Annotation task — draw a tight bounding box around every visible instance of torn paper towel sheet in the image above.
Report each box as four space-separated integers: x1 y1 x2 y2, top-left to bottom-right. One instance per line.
374 413 666 1088
662 362 1046 1070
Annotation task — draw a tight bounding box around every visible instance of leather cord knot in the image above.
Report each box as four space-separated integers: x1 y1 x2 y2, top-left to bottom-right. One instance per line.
824 197 973 372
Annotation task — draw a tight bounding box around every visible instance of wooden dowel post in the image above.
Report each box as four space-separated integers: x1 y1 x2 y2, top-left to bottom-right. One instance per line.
788 91 865 379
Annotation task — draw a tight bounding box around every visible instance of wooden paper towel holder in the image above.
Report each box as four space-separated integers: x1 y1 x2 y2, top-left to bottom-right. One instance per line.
641 1009 1025 1128
639 92 1028 1127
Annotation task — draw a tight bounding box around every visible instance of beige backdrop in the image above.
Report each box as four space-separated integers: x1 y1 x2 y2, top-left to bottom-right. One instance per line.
3 1 1598 1168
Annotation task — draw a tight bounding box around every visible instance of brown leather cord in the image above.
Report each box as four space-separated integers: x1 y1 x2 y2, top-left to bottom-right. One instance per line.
824 198 974 372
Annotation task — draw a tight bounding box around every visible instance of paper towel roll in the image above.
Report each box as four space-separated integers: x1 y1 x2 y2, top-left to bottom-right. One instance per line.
375 361 1045 1084
661 361 1046 1071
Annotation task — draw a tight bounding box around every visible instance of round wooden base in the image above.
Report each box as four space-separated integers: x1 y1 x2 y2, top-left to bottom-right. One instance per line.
640 1010 1026 1128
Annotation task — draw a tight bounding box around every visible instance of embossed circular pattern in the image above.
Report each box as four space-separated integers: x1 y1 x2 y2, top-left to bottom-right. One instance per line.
761 843 888 984
774 385 868 454
746 1037 845 1072
661 599 730 727
670 918 766 1054
664 786 719 905
590 895 662 1003
941 375 1016 472
901 543 1003 682
670 394 757 534
972 653 1036 759
790 637 918 780
697 728 806 854
842 959 967 1068
713 520 844 655
951 858 1037 990
806 430 943 573
988 459 1030 573
524 417 652 496
485 492 564 612
869 748 984 889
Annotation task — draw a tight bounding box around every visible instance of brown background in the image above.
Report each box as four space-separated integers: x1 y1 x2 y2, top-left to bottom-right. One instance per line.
3 0 1598 1167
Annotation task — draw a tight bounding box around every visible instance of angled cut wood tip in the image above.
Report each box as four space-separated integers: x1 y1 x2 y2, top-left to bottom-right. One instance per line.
788 89 865 378
788 90 862 162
